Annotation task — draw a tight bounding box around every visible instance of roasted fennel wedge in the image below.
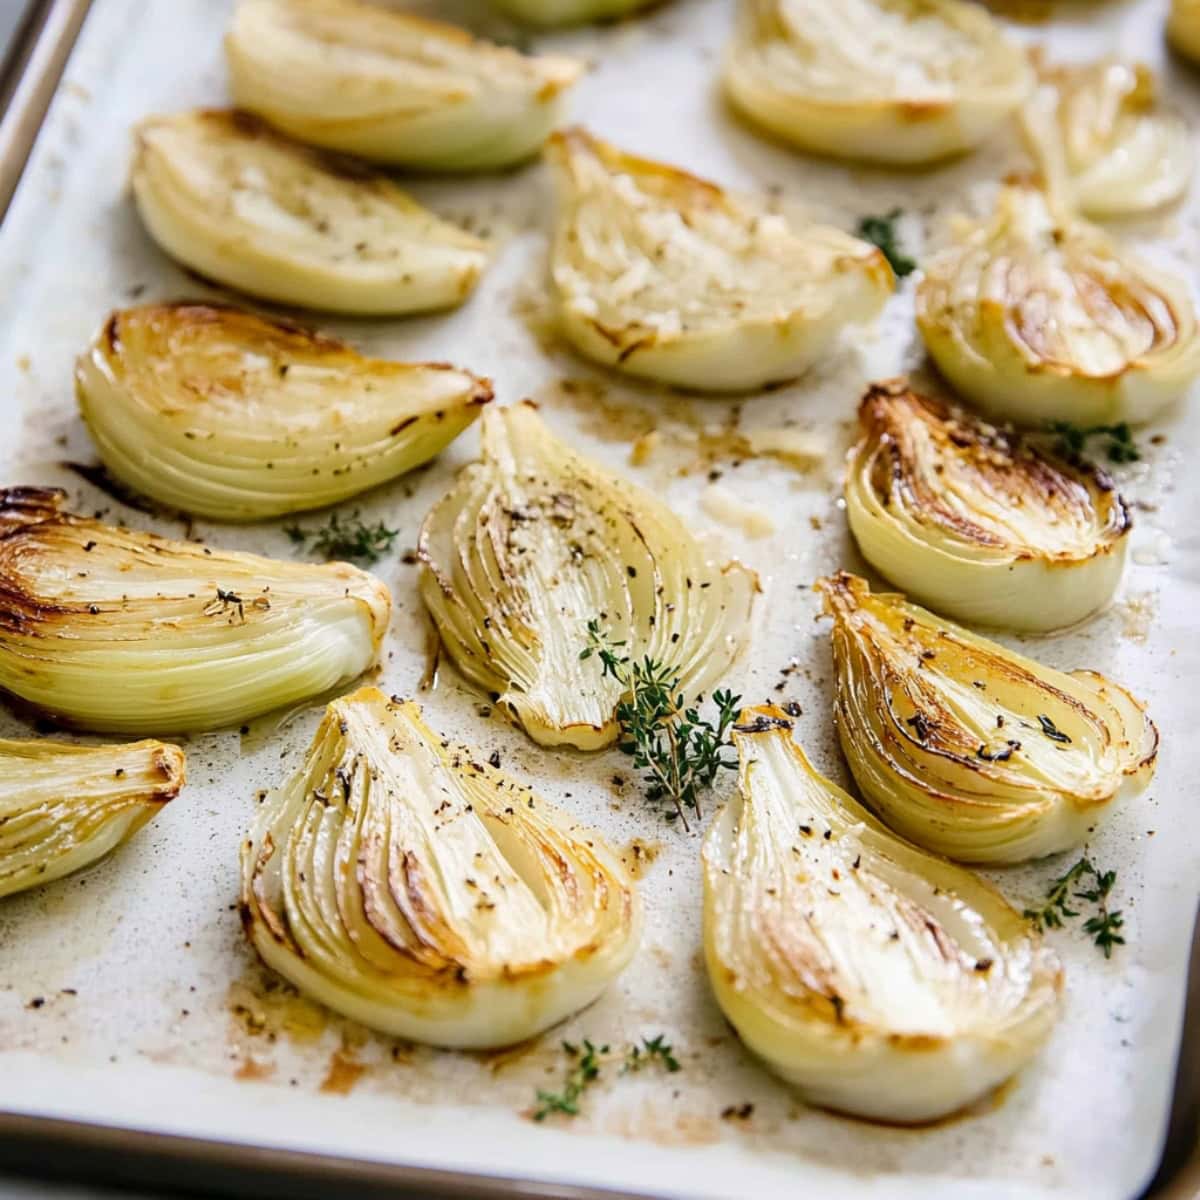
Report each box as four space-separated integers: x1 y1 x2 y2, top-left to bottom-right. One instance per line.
817 573 1157 865
703 706 1062 1123
419 402 757 749
723 0 1031 166
76 303 492 522
0 488 390 734
545 128 892 392
845 381 1130 632
0 737 184 899
1021 57 1192 220
241 688 641 1047
227 0 582 170
131 110 488 315
916 186 1200 427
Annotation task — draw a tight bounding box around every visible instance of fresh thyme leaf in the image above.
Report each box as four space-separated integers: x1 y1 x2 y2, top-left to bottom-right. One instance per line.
284 510 399 564
623 1034 681 1074
1023 858 1088 931
532 1035 681 1121
583 622 740 830
1083 910 1125 958
1046 421 1140 464
533 1039 607 1121
855 209 916 279
1036 713 1072 744
1024 855 1124 957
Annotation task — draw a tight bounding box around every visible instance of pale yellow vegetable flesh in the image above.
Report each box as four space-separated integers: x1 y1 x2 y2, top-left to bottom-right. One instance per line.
546 127 892 392
241 688 641 1047
419 402 758 749
724 0 1032 165
0 737 185 899
703 706 1062 1122
0 488 390 734
1021 56 1192 219
916 186 1200 427
817 573 1158 864
76 302 492 522
844 379 1130 632
131 109 489 314
227 0 582 169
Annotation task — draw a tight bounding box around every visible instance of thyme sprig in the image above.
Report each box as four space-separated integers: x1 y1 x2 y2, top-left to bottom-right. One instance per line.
1047 421 1140 465
855 208 916 279
533 1039 606 1121
580 621 740 830
284 510 399 564
1023 856 1125 958
533 1035 680 1122
622 1034 682 1075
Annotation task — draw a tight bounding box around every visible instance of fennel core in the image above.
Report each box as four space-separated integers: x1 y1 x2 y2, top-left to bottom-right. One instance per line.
580 620 740 830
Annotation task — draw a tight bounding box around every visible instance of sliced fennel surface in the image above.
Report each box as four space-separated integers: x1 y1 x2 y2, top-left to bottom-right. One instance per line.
723 0 1032 166
0 737 184 899
818 573 1157 865
916 186 1200 427
546 127 892 392
131 109 489 314
76 302 492 522
0 488 390 734
241 688 641 1048
227 0 582 169
703 706 1062 1123
419 402 758 749
845 380 1130 632
1022 56 1192 220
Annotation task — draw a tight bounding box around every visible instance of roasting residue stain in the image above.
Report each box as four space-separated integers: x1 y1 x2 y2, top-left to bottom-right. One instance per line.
603 1101 721 1147
549 377 669 443
543 377 829 484
621 838 661 880
234 1056 274 1082
471 1036 542 1075
227 975 328 1044
320 1048 367 1095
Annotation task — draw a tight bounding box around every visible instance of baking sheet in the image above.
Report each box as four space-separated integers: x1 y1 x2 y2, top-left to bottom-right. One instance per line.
0 1 1198 1197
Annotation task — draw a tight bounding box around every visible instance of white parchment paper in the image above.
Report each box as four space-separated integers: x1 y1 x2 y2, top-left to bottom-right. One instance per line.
1 2 1198 1197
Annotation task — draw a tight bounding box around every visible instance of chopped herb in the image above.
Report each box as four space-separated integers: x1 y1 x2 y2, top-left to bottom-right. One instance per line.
284 510 399 564
855 208 916 278
533 1034 679 1121
976 739 1020 762
1023 856 1125 958
622 1034 681 1074
1037 714 1072 744
581 620 740 830
1047 421 1140 464
202 587 245 624
534 1039 606 1121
